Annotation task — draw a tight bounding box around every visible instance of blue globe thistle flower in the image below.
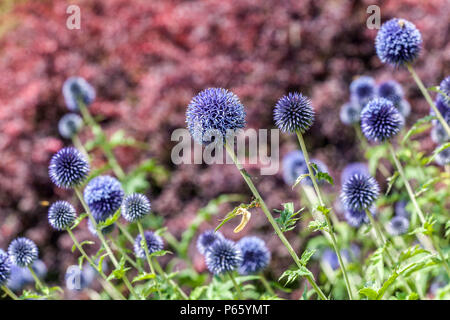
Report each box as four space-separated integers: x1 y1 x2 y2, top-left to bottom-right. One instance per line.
282 150 306 186
350 76 376 107
395 200 411 218
134 231 164 259
121 193 151 222
87 218 115 237
341 162 369 184
49 147 90 189
376 80 404 105
84 175 124 222
8 238 39 268
48 201 77 230
361 98 404 142
196 230 224 255
274 92 315 133
431 122 448 144
237 236 270 275
439 76 450 106
341 174 380 211
186 88 246 145
387 216 410 236
205 238 242 275
435 146 450 166
62 77 96 112
339 101 362 125
0 249 11 286
434 96 450 118
22 260 47 284
397 99 411 118
344 207 376 228
375 18 422 66
58 113 83 139
65 265 91 291
7 264 27 291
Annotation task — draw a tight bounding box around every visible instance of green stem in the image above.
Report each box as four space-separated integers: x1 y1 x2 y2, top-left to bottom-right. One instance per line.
27 265 44 291
228 271 243 300
108 235 141 271
72 134 89 160
153 259 189 300
67 228 126 300
224 143 328 300
116 222 135 244
2 285 19 300
406 63 450 136
296 131 354 300
259 273 275 296
74 186 139 299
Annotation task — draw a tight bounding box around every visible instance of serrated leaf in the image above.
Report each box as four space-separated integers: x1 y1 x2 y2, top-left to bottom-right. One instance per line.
402 115 435 144
70 213 88 230
279 266 314 286
308 220 328 232
310 163 334 185
96 209 122 229
427 142 450 165
274 202 303 233
132 273 156 283
299 249 316 266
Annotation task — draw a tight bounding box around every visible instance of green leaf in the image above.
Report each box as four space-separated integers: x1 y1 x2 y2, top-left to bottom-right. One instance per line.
308 220 328 232
274 202 303 233
359 287 378 300
71 240 94 253
299 249 316 266
385 171 399 196
279 266 314 286
310 163 334 185
426 142 450 165
292 173 310 189
70 213 88 230
132 273 156 283
402 115 435 144
96 209 122 229
149 250 172 258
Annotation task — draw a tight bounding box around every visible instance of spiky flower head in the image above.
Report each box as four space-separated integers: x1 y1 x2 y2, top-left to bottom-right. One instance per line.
196 230 224 255
121 193 151 222
361 98 404 142
49 147 90 189
339 101 362 125
237 236 270 275
58 113 84 139
376 80 404 105
8 238 38 268
350 76 376 107
341 162 369 184
84 175 124 222
62 77 96 112
274 92 314 133
387 216 410 236
205 238 242 275
186 88 246 145
0 249 11 286
435 146 450 166
341 174 380 211
375 18 422 66
344 207 375 228
48 201 77 230
282 150 306 186
134 231 164 259
439 76 450 107
65 265 91 291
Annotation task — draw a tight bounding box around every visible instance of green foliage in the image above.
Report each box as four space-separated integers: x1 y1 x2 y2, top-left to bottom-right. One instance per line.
274 202 303 232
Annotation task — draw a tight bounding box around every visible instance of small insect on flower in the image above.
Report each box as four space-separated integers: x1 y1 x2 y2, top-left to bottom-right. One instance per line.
439 76 450 107
134 231 164 259
341 174 380 211
237 236 270 275
8 238 39 268
49 147 90 189
361 98 404 142
84 175 124 222
375 18 422 67
350 76 376 107
62 77 96 112
205 238 242 275
274 92 315 133
186 88 246 145
58 113 84 139
387 216 410 236
376 80 404 105
48 201 77 230
65 265 91 291
341 162 369 184
344 207 376 228
121 193 151 222
0 249 11 286
339 101 362 125
196 230 225 255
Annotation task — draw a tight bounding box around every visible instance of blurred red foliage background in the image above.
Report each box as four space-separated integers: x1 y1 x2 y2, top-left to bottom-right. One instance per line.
0 0 448 293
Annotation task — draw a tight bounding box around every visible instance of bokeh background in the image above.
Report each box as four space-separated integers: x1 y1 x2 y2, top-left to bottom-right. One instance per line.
0 0 448 298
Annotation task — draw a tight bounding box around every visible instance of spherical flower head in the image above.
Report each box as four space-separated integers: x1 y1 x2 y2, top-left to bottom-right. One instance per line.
7 264 27 291
48 201 77 230
434 96 450 119
350 76 376 107
341 173 380 211
431 122 448 144
186 88 246 145
341 162 369 184
205 238 242 275
375 18 422 66
361 98 404 142
65 265 90 291
435 146 450 166
49 147 90 189
58 113 83 139
237 236 270 275
344 207 375 228
0 249 11 286
274 92 314 133
439 76 450 106
340 101 362 125
376 80 404 105
8 238 38 267
134 231 164 259
196 230 224 255
121 193 151 222
84 175 124 222
62 77 96 112
387 216 410 236
282 150 306 185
